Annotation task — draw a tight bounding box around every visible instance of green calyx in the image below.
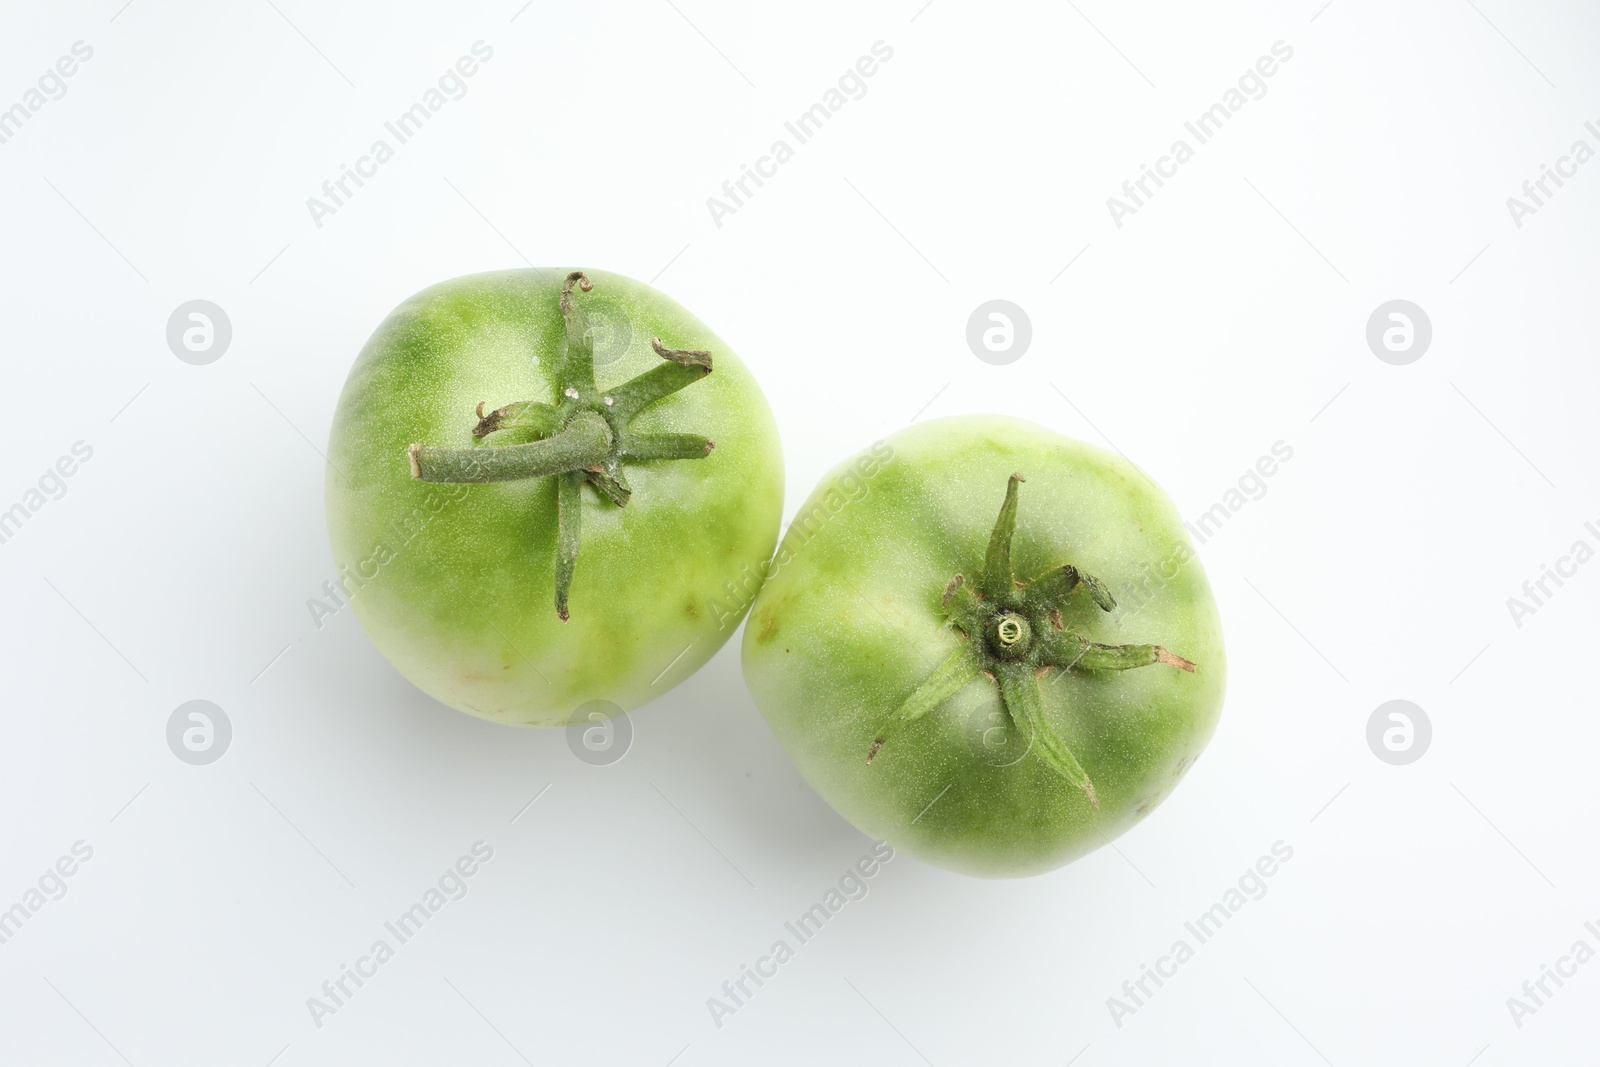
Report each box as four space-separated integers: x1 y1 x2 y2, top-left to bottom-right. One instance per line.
866 473 1197 807
407 271 716 621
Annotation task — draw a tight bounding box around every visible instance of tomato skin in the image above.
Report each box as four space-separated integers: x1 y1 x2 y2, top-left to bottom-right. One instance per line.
741 416 1225 878
326 269 782 726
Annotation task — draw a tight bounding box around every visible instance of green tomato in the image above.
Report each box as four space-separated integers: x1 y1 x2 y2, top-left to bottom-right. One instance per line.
326 269 782 726
742 415 1224 877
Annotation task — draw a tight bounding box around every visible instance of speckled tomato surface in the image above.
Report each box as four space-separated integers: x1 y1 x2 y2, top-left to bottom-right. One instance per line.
326 269 782 726
742 416 1223 877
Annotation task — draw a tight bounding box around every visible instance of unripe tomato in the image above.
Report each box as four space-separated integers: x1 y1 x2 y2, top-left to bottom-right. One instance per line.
742 416 1223 877
327 269 782 726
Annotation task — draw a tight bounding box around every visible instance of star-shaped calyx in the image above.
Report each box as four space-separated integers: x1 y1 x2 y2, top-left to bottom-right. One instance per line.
407 271 717 620
866 473 1196 807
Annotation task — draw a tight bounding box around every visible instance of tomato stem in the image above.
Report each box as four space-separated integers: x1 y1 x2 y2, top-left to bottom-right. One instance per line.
409 411 612 483
559 271 598 396
997 662 1098 808
979 473 1024 602
472 399 563 440
404 272 719 618
554 471 583 621
868 643 982 764
866 474 1199 804
1038 630 1197 673
1019 564 1115 614
620 432 716 460
603 342 711 420
985 613 1032 661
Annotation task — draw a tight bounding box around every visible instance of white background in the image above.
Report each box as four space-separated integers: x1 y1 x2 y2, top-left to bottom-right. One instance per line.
1 1 1597 1064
